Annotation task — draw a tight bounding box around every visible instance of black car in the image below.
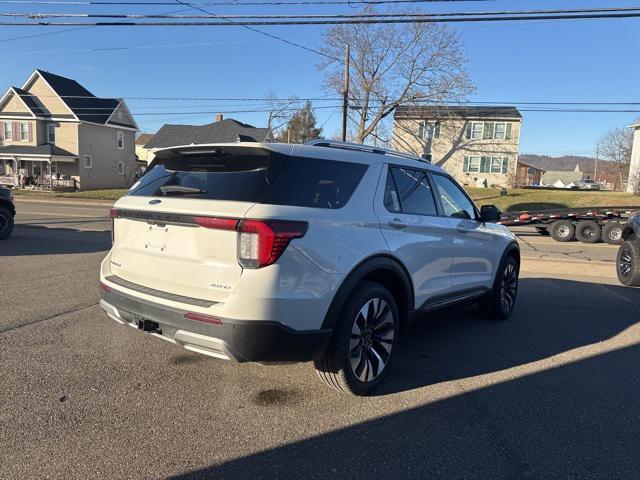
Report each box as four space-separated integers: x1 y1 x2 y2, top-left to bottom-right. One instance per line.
0 186 15 240
617 213 640 286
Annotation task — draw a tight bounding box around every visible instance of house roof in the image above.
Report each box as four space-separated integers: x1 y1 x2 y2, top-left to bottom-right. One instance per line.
31 70 123 125
394 105 522 120
145 119 272 149
0 144 76 157
11 87 41 114
516 160 545 172
136 133 155 146
541 170 583 186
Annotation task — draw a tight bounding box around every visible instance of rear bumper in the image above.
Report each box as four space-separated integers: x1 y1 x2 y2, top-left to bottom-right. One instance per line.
99 287 332 363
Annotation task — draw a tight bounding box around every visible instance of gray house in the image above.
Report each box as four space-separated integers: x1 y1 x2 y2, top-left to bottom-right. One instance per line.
145 113 273 162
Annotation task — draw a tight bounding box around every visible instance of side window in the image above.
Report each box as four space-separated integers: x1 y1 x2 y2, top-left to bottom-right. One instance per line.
385 166 437 216
432 174 477 220
384 169 401 213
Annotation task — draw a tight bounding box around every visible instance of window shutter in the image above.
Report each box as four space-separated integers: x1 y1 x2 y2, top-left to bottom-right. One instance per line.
28 123 33 142
505 123 512 140
463 156 469 172
480 156 489 173
434 121 440 138
483 122 494 140
465 123 471 140
418 121 425 139
502 158 509 174
0 121 3 141
13 122 20 140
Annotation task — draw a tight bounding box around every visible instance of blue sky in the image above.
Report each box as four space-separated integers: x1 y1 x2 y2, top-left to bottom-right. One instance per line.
0 0 639 156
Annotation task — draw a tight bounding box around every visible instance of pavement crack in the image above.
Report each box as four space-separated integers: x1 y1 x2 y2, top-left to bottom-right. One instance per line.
0 302 98 335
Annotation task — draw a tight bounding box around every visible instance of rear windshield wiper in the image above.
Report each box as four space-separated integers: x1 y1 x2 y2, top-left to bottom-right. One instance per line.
159 185 207 195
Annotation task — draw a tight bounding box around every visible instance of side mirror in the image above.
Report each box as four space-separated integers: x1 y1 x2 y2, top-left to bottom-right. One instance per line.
480 204 502 223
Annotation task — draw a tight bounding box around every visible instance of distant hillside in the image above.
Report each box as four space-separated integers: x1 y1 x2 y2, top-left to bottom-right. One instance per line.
519 154 623 175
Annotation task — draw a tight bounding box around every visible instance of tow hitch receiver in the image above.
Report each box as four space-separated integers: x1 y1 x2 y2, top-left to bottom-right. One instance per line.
137 317 162 334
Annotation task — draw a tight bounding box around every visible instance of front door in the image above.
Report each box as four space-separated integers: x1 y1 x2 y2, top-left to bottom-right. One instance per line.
374 164 455 308
430 173 496 291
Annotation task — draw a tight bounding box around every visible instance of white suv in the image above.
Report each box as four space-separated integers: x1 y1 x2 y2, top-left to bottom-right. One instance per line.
100 141 519 395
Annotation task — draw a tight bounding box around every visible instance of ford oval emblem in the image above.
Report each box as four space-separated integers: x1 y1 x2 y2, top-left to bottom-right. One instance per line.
148 199 162 205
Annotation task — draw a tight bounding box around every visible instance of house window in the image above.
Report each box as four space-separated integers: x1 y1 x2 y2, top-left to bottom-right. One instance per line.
116 131 124 149
494 122 506 140
20 122 29 142
47 124 56 143
83 155 92 169
418 121 441 141
463 156 509 174
3 122 12 141
470 122 484 139
117 161 124 175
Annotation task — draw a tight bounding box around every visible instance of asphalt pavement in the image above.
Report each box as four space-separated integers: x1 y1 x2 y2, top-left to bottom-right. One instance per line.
1 200 639 479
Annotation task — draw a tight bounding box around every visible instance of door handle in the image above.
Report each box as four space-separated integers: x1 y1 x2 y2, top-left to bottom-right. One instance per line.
456 225 474 233
388 218 408 229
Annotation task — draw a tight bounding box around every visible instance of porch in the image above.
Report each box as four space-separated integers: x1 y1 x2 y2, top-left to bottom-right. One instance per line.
0 144 78 190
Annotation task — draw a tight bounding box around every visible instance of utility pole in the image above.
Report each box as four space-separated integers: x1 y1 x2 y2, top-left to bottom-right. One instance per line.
342 44 350 142
594 144 599 182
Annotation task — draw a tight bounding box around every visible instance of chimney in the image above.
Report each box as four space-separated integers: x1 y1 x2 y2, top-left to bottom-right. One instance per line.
215 112 223 122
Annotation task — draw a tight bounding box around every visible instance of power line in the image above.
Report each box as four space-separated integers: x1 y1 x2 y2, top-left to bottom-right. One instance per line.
4 11 640 25
171 0 338 61
7 7 640 20
0 0 492 5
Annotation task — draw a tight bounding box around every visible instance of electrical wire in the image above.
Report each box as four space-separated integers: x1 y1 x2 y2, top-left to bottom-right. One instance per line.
0 0 492 5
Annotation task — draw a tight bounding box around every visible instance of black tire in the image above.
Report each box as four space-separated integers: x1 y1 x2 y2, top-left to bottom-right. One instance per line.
617 240 640 286
602 222 624 245
0 206 14 240
314 281 400 396
550 220 575 242
535 226 550 236
575 220 602 243
479 256 519 320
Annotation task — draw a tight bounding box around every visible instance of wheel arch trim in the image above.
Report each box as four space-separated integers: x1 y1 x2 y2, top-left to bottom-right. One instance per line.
321 254 414 331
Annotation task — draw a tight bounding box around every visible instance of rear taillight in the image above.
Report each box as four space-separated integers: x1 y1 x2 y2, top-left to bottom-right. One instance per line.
109 208 118 244
194 216 238 230
237 220 308 268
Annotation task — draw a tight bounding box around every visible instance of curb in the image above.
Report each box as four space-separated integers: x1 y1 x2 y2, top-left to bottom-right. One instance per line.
13 197 116 207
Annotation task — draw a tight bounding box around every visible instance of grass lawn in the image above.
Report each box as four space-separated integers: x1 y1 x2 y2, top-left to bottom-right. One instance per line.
468 188 640 212
12 186 640 213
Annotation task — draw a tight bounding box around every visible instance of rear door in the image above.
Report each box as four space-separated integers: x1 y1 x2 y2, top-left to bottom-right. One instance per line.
429 173 496 290
374 164 454 307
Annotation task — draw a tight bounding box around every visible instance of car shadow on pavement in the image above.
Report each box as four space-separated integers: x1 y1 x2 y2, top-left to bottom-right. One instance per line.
169 278 640 479
172 343 640 479
0 225 111 256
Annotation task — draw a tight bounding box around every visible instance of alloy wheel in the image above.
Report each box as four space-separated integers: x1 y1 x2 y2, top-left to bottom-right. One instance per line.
349 298 395 383
619 247 633 278
557 225 570 238
500 263 518 313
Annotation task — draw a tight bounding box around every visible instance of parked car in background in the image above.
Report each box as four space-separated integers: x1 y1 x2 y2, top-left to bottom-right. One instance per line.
99 141 520 395
617 213 640 286
574 179 603 190
0 185 15 240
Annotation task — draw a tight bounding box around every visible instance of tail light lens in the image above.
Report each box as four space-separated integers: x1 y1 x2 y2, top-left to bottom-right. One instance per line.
109 208 118 244
237 220 308 268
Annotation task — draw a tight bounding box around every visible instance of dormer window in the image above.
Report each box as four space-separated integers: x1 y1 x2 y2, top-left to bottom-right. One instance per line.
47 124 56 143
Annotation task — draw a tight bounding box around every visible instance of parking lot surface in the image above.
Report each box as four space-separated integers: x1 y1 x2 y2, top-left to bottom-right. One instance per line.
2 200 639 479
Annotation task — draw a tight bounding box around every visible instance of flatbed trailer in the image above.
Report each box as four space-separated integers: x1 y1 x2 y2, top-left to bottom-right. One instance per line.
497 206 639 244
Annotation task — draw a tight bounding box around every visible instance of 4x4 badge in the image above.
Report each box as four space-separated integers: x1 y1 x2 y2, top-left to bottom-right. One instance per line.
148 199 162 205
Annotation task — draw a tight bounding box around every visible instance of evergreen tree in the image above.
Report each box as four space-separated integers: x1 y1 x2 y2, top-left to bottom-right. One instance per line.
279 101 322 144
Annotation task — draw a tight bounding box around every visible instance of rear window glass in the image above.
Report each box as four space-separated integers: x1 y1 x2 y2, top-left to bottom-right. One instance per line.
129 148 368 209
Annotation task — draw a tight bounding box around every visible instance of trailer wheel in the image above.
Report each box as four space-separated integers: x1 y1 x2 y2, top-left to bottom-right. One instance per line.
575 221 602 243
535 227 550 236
602 222 624 245
550 220 575 242
617 240 640 286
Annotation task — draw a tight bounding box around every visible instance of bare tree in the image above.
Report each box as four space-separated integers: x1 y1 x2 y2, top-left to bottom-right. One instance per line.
265 91 300 136
318 8 474 144
599 126 634 191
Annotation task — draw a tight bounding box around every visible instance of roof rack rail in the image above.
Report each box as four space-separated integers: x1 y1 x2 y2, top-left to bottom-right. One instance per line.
305 139 426 163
